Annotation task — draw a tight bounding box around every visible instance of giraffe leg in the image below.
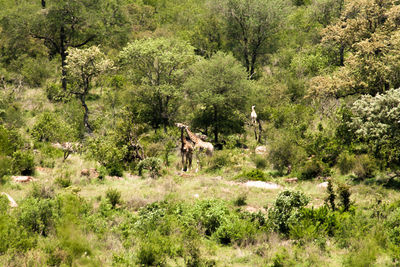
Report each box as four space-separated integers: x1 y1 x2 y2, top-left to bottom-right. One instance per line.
195 151 200 173
188 152 192 171
182 151 186 172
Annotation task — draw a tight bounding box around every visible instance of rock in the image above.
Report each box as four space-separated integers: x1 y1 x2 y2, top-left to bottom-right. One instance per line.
1 192 18 207
317 182 329 188
244 181 281 190
255 146 267 154
284 177 298 183
12 176 35 183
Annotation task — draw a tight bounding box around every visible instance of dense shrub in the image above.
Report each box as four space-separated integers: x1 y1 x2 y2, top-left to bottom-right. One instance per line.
55 176 72 188
336 152 356 175
208 150 233 170
12 150 35 175
0 196 37 253
353 154 377 180
268 190 310 234
299 158 330 180
268 134 304 174
289 206 339 240
46 82 70 102
337 183 351 212
236 169 270 182
106 188 122 209
252 155 268 169
17 197 59 236
137 157 162 178
31 112 75 142
0 126 23 156
29 183 55 199
0 155 12 182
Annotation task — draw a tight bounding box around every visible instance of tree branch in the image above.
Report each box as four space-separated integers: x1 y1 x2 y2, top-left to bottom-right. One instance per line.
72 35 96 48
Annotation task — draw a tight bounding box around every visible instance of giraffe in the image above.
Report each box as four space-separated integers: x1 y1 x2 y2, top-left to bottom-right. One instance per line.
251 105 257 124
183 124 214 172
176 123 193 172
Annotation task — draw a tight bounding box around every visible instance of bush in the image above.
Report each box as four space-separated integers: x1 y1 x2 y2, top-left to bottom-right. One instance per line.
237 169 270 182
12 150 35 175
46 82 70 102
299 158 330 180
268 190 310 234
0 196 37 253
208 150 232 170
17 197 59 236
337 183 351 212
136 231 173 266
212 215 256 245
233 194 247 206
137 157 162 178
106 188 122 209
252 155 268 169
29 183 55 199
55 176 72 188
268 134 304 174
353 154 377 180
0 155 12 182
31 112 75 142
336 152 356 175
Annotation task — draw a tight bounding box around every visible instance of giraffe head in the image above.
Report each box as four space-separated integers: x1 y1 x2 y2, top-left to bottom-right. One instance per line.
175 123 188 129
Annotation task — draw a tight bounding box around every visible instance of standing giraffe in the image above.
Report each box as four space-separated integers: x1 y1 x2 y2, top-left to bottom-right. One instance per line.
175 123 193 171
183 124 213 172
251 105 257 124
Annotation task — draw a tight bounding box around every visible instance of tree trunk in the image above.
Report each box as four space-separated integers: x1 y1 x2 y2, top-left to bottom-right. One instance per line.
60 25 67 91
79 94 92 133
213 106 218 143
339 44 344 66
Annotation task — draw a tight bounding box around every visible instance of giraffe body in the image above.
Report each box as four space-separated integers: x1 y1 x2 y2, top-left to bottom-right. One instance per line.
176 123 194 171
183 125 214 172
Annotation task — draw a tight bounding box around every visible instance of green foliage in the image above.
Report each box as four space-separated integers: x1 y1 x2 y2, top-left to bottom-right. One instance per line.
348 89 400 167
185 52 250 142
0 156 12 182
55 176 72 188
208 150 233 170
29 183 55 199
337 151 356 175
105 188 122 209
0 125 23 156
325 179 336 211
252 155 268 169
45 82 70 102
233 194 247 206
268 133 304 174
12 150 35 175
353 154 377 180
0 196 37 253
31 111 76 142
119 37 197 130
289 206 339 240
337 183 351 212
17 197 59 236
137 157 162 178
299 158 330 180
268 190 310 234
236 169 270 182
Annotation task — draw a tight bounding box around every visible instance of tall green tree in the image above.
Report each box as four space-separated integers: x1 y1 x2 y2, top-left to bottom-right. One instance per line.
65 46 113 133
221 0 289 77
184 52 250 143
119 37 197 132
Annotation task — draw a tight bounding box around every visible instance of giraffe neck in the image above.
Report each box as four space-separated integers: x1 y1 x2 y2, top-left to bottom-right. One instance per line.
185 127 200 144
180 128 185 149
